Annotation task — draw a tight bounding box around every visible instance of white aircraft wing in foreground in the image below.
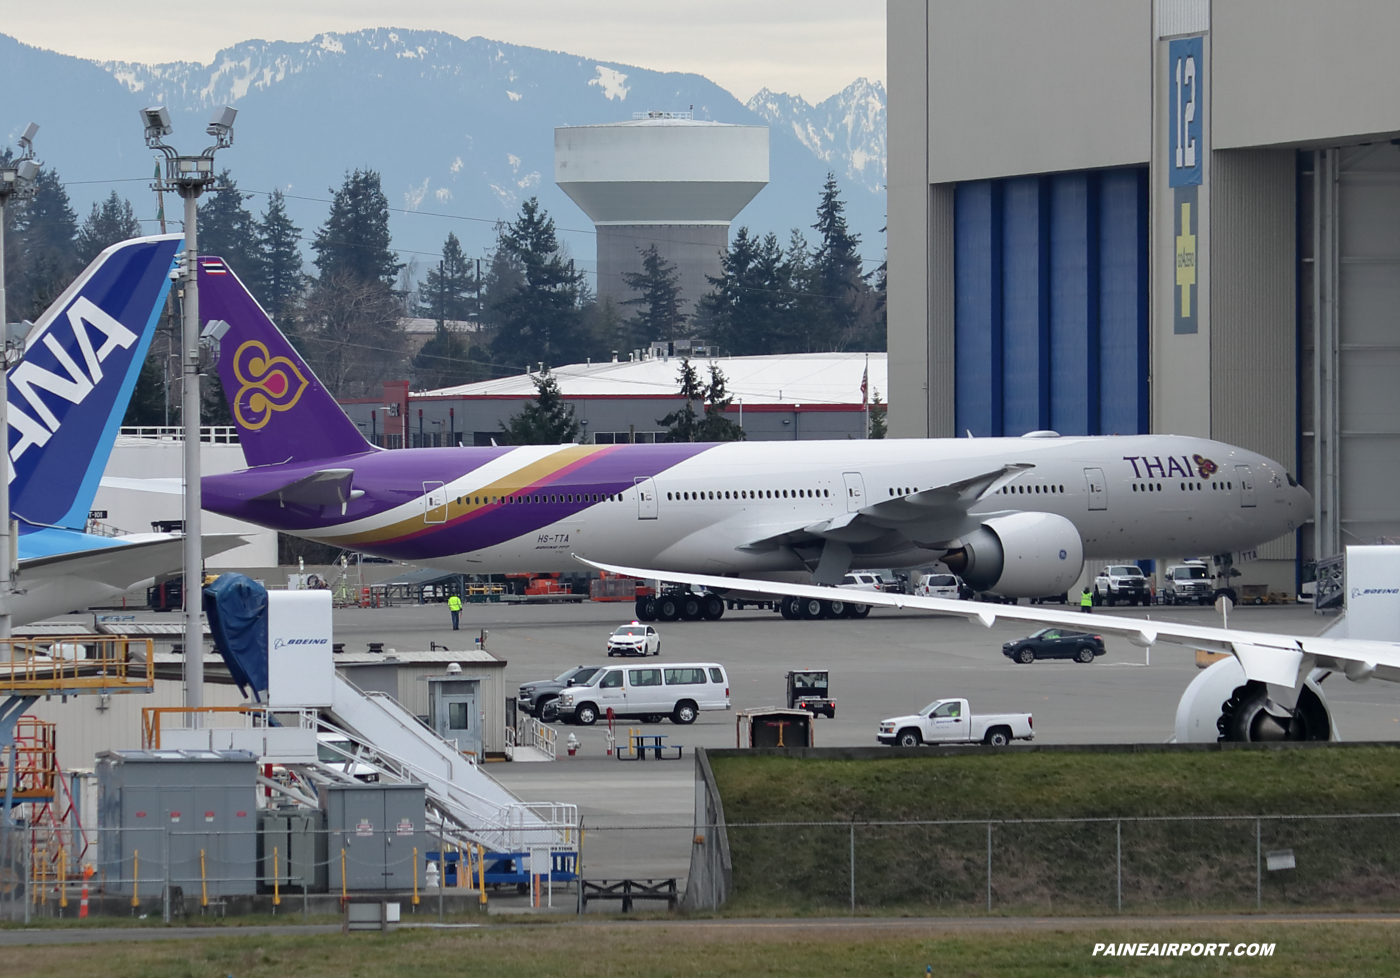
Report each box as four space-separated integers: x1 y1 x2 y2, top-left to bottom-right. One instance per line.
578 559 1399 687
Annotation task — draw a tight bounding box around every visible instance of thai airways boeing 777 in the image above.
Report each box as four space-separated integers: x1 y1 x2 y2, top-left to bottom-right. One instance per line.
197 257 1309 613
7 235 244 623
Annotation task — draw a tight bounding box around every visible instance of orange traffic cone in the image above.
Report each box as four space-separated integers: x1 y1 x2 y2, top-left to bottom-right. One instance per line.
78 864 93 919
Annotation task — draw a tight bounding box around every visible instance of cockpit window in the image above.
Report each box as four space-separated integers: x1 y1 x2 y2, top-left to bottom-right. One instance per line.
1286 472 1298 487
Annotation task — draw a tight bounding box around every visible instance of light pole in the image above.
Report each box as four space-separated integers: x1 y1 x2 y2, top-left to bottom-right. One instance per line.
141 105 236 714
0 123 41 643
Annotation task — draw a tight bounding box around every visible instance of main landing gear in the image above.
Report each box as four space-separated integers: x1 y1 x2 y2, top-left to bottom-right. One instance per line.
776 595 871 620
635 588 725 623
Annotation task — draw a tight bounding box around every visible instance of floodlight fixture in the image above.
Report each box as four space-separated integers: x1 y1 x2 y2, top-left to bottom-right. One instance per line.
18 123 38 153
140 106 173 145
206 105 237 141
15 160 38 183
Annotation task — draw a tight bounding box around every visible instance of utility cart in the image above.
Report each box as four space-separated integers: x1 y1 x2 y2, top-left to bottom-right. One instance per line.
785 669 835 718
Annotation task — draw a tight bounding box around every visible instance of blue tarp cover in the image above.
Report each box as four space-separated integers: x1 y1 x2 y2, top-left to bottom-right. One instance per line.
202 573 268 700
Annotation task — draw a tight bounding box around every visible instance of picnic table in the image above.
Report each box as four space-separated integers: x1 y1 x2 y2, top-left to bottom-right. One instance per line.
617 732 683 760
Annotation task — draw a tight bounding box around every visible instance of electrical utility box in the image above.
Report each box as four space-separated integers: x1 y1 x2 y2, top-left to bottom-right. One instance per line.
96 749 258 897
258 807 329 893
325 784 427 891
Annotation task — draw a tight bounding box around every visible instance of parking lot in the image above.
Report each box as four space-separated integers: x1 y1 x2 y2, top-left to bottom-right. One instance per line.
325 597 1400 883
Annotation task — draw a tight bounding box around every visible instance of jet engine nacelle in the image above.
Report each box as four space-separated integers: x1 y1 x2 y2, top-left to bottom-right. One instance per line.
941 512 1084 598
1175 656 1337 743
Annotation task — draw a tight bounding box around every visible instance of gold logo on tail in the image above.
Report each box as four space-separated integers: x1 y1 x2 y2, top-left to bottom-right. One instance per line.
231 340 309 430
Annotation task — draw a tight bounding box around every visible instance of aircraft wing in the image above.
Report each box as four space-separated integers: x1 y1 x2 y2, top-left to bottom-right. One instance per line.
575 558 1400 690
739 463 1031 553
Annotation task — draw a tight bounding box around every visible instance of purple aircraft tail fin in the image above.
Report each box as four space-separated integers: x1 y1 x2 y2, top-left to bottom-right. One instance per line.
198 257 373 467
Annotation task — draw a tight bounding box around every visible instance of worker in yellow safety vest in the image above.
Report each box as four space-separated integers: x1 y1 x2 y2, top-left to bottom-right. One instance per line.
448 593 463 630
1079 587 1093 613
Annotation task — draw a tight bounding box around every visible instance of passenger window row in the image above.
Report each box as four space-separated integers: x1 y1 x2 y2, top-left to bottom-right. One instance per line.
994 484 1066 495
453 492 625 506
665 489 830 501
1132 481 1233 493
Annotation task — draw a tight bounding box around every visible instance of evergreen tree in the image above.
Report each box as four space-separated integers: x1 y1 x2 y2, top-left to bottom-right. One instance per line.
583 295 625 361
122 353 168 426
657 358 704 443
413 325 489 390
417 232 477 324
7 166 80 322
489 198 587 367
75 191 141 265
253 189 304 324
868 388 888 439
696 362 746 442
810 173 878 351
658 358 746 442
499 368 579 444
311 170 402 286
477 236 523 333
620 244 687 347
699 228 800 356
197 172 259 279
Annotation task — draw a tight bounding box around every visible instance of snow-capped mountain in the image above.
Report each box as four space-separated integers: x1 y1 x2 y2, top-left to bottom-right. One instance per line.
3 28 887 281
746 78 886 198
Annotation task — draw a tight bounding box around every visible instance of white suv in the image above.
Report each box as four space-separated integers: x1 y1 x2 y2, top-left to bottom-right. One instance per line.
607 622 660 657
915 573 963 599
1093 565 1151 606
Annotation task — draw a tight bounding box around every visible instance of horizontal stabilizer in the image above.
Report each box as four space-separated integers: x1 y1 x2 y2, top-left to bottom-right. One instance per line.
251 468 359 507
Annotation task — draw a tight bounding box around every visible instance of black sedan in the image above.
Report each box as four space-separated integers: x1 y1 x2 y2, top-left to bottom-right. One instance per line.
1002 628 1106 664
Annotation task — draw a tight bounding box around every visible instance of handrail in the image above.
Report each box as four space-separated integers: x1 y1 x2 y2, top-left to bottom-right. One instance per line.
0 636 154 695
141 705 316 749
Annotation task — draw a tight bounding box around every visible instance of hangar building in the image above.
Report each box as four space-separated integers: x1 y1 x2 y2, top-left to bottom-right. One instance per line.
887 0 1400 588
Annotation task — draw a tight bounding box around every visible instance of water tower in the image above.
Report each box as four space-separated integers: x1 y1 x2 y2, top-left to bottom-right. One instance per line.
555 112 769 321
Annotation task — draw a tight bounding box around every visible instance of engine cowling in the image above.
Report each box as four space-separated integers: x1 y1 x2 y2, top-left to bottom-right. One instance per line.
940 512 1084 598
1175 657 1336 742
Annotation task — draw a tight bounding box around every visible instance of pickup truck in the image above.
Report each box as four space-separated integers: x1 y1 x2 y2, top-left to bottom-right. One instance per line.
877 698 1034 748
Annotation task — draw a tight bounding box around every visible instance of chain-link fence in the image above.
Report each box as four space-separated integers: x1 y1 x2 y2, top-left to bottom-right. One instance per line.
0 825 580 922
718 814 1400 914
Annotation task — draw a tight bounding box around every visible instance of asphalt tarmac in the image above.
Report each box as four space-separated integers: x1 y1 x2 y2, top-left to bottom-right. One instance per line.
323 597 1400 883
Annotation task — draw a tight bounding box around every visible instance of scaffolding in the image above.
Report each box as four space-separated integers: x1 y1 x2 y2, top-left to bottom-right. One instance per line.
1 636 153 913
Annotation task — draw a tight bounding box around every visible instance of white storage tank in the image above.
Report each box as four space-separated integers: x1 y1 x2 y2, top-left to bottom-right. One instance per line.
555 113 769 319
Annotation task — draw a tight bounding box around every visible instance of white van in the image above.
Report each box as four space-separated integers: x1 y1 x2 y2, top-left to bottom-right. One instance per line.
554 662 730 726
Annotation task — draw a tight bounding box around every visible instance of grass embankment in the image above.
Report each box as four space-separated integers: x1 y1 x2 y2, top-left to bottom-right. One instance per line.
10 919 1400 978
709 746 1400 915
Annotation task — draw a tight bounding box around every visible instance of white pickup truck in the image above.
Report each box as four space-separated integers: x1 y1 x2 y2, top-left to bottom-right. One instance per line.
877 698 1034 748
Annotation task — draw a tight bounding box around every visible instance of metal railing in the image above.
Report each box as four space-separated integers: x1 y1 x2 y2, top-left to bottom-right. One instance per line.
119 426 240 444
516 717 557 760
0 636 154 695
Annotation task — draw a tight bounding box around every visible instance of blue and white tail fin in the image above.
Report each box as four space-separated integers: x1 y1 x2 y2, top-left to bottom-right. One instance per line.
8 234 182 532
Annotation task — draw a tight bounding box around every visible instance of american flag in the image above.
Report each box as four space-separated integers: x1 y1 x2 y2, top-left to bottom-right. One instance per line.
860 365 868 407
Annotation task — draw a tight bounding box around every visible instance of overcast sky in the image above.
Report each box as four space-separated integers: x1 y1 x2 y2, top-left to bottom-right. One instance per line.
8 0 886 103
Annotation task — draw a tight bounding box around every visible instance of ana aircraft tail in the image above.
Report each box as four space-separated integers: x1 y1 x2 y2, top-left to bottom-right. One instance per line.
9 234 182 533
198 257 373 467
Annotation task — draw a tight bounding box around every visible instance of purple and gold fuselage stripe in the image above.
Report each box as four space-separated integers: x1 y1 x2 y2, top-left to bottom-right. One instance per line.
324 442 717 557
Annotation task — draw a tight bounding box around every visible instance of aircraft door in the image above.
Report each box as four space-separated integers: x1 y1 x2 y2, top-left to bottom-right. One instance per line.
423 481 448 523
635 477 658 519
842 472 866 513
1083 468 1107 511
436 692 480 758
1235 465 1256 507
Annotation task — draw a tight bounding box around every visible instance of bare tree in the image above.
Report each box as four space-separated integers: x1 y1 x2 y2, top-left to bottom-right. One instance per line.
295 273 407 398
